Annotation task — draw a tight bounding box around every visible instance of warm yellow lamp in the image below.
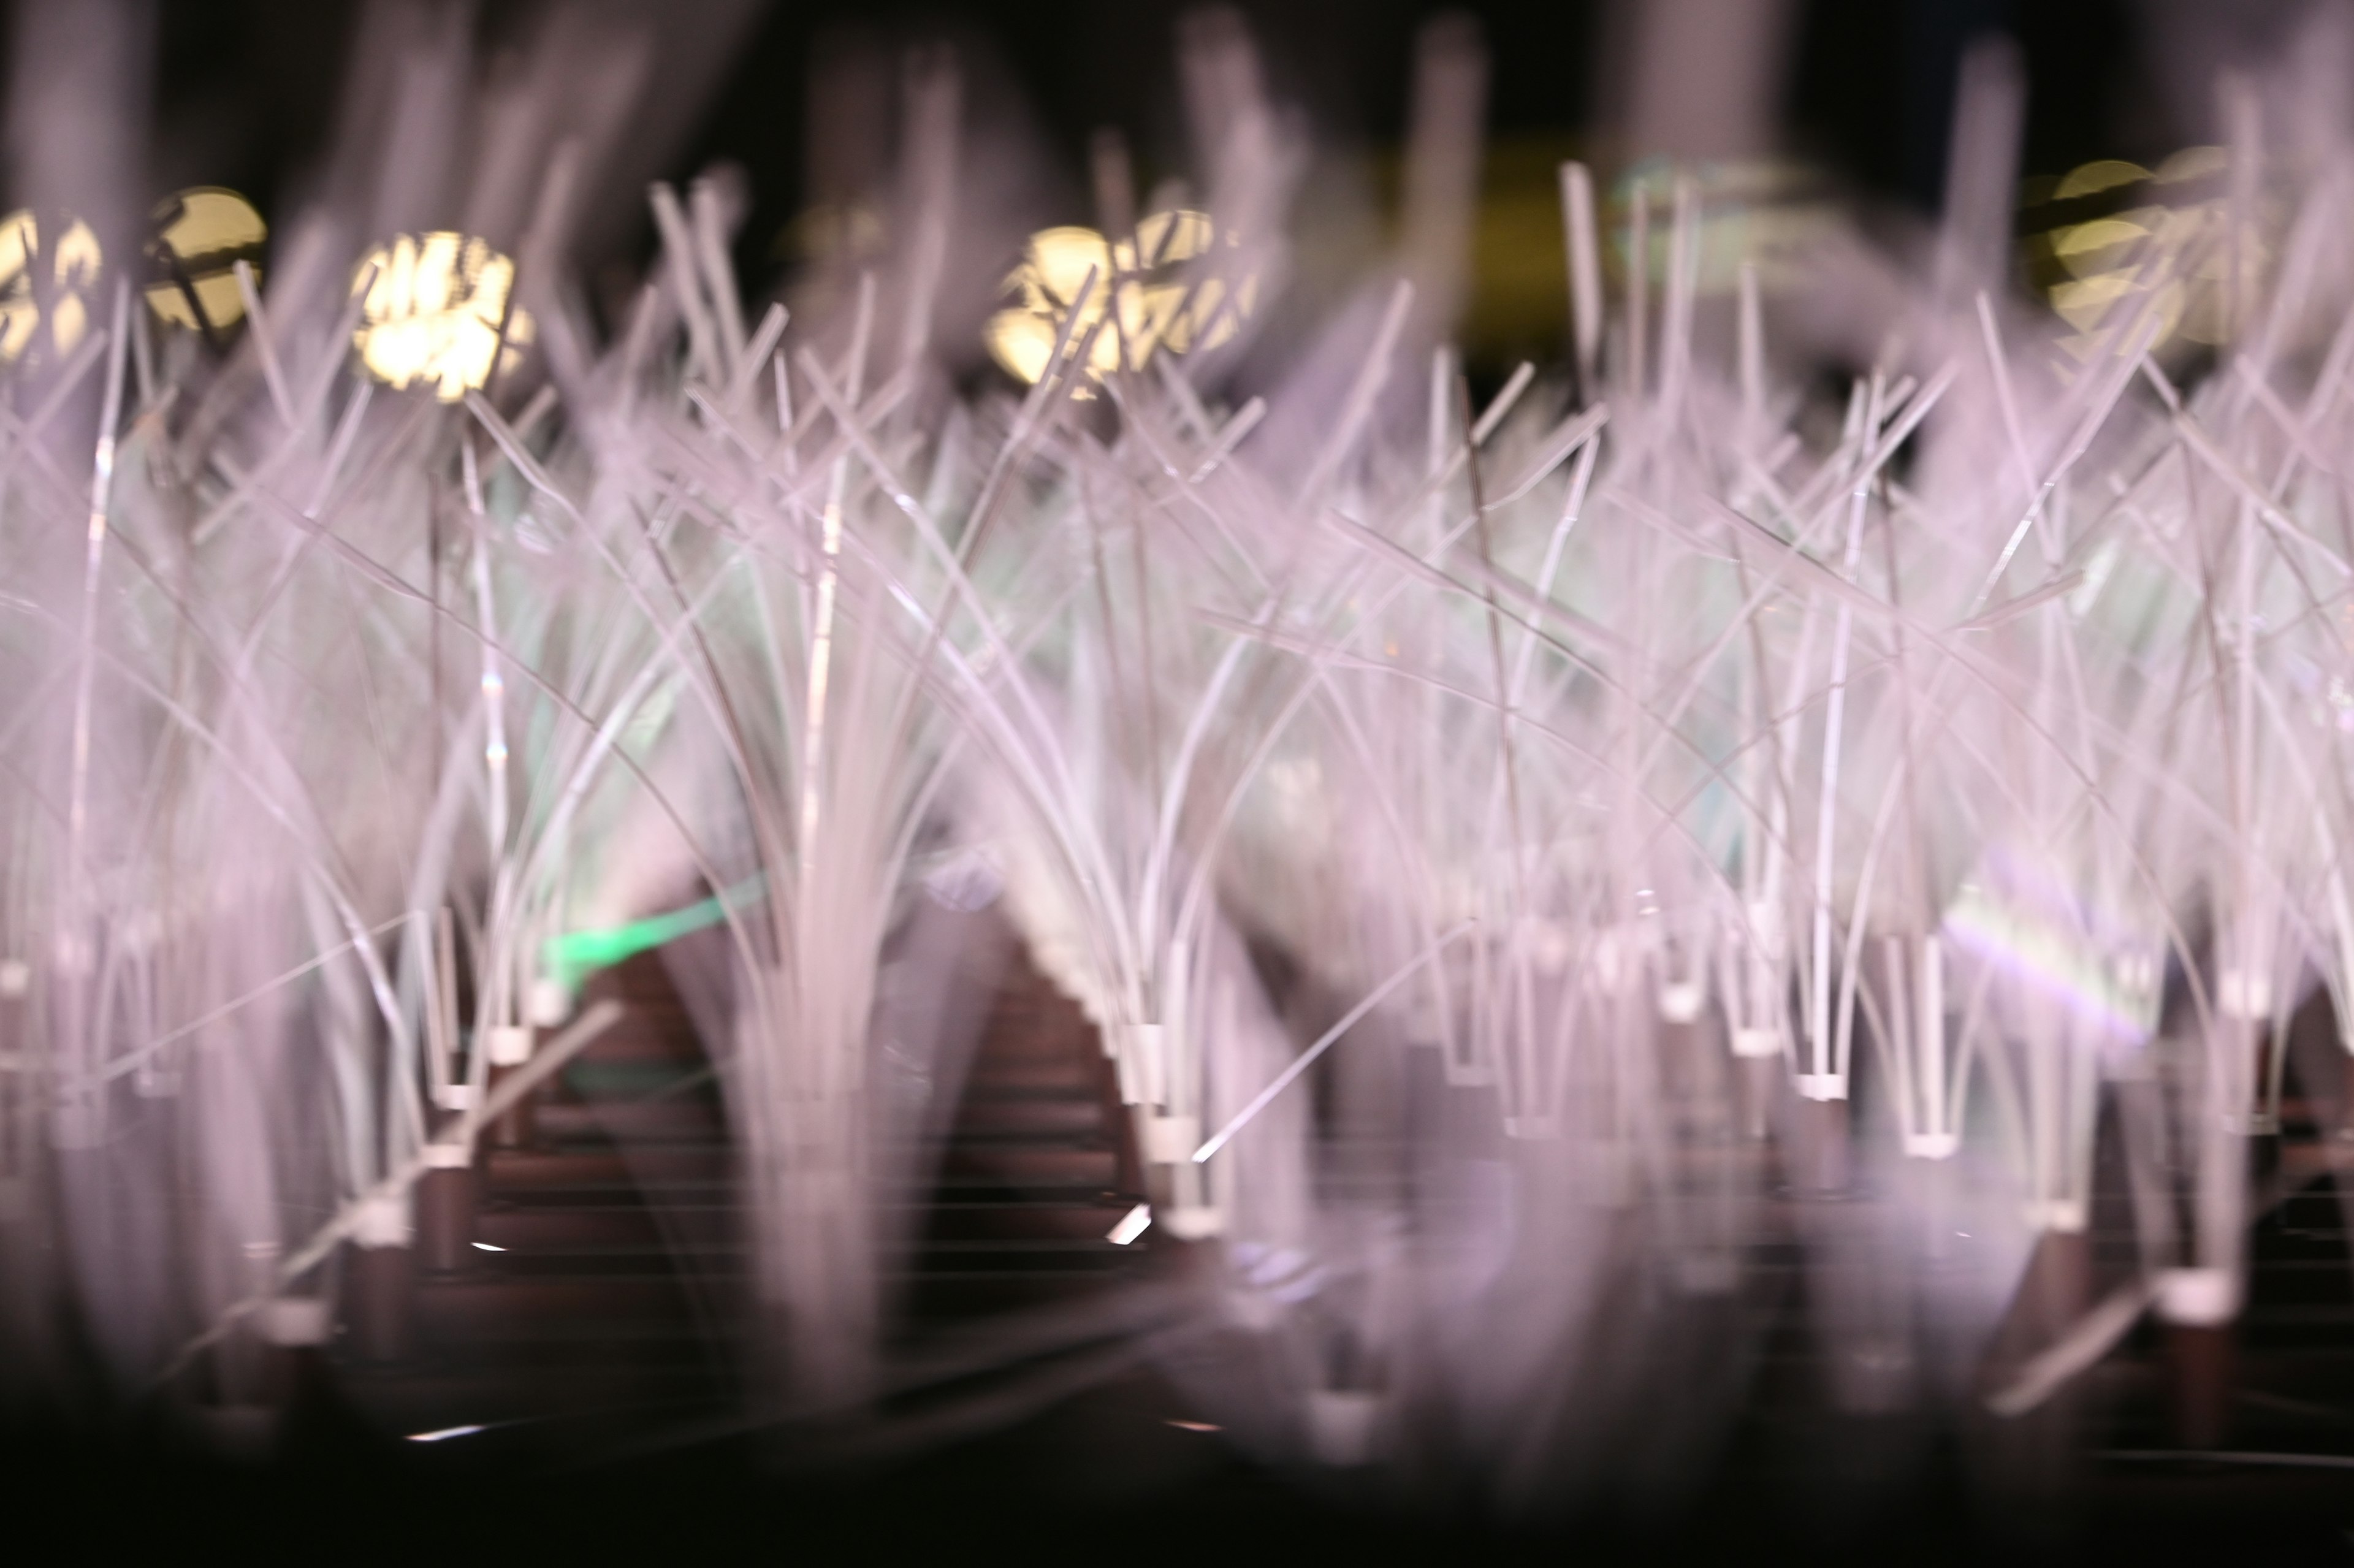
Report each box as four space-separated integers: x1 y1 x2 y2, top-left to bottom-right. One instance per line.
985 208 1254 389
351 232 534 402
0 208 102 363
145 188 267 336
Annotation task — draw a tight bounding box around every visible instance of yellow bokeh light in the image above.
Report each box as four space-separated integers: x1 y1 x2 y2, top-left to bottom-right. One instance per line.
2052 215 2151 280
0 208 102 363
2052 273 2143 332
145 188 267 334
2052 159 2149 202
985 208 1254 389
2029 147 2269 358
351 232 534 401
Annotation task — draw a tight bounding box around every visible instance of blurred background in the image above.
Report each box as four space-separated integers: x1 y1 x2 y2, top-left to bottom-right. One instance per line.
91 0 2326 378
6 2 2352 1550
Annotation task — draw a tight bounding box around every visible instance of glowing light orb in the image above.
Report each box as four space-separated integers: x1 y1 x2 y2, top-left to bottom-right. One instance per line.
144 188 267 335
351 232 534 401
2022 148 2254 358
0 208 102 363
985 208 1254 387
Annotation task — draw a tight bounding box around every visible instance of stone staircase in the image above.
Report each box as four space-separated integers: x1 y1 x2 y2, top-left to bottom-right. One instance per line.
321 917 1157 1461
899 952 1148 1332
335 950 743 1453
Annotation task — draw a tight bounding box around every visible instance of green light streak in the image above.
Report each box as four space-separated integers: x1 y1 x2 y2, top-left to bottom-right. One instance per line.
543 875 766 991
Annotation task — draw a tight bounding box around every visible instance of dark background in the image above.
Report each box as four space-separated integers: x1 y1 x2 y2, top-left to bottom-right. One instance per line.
0 0 2297 370
121 2 2181 237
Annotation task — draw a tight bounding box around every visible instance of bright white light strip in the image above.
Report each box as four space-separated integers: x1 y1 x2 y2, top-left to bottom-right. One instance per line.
1105 1202 1152 1245
471 1241 505 1252
405 1424 486 1443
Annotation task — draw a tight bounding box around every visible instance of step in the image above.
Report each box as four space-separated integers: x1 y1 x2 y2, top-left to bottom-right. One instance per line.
486 1146 731 1190
939 1142 1118 1189
948 1097 1105 1139
387 1326 725 1375
337 1361 734 1435
962 1059 1103 1094
974 1021 1093 1056
451 1240 745 1277
582 953 703 1007
896 1268 1151 1318
907 1238 1140 1274
920 1201 1138 1243
483 1183 739 1213
958 1078 1103 1104
535 1099 728 1141
475 1205 741 1250
568 1014 707 1065
416 1274 710 1341
561 1060 712 1100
